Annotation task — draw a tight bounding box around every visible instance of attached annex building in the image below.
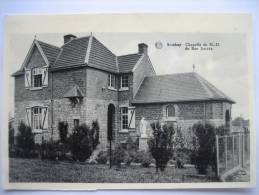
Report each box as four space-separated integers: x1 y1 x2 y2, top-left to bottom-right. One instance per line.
12 34 235 147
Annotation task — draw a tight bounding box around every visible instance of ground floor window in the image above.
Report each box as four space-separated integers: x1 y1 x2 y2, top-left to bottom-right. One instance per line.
120 107 128 129
25 106 48 131
32 107 42 129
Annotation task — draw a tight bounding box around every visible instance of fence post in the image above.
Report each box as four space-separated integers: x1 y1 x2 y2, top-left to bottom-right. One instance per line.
242 133 245 167
232 135 235 167
216 135 219 177
225 136 227 169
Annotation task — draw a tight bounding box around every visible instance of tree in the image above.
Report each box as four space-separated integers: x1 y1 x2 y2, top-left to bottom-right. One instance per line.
70 121 100 162
148 121 175 172
16 121 35 158
191 123 217 174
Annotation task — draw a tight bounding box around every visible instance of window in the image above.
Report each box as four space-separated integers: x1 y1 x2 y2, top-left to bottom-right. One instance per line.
26 106 48 132
32 68 42 88
32 107 42 129
166 105 176 117
108 74 116 88
120 75 129 88
74 119 79 127
120 107 128 129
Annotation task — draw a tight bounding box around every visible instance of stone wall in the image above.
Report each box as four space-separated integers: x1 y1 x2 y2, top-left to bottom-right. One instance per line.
133 101 229 141
52 68 86 98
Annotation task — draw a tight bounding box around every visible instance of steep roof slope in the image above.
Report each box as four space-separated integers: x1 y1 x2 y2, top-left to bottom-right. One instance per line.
37 40 61 66
117 53 143 73
12 35 146 76
54 36 90 68
87 37 118 72
133 72 235 104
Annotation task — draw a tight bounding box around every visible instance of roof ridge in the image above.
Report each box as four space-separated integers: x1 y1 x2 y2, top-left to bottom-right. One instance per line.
118 53 141 57
61 35 90 48
36 40 61 49
146 72 195 78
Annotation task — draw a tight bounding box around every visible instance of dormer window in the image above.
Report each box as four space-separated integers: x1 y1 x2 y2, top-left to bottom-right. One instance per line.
120 74 129 90
108 74 116 89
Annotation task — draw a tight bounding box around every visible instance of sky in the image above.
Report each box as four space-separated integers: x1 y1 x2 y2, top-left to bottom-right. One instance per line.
8 32 249 119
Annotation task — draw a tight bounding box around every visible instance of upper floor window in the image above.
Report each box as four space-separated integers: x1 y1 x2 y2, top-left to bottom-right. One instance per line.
108 74 116 89
120 75 129 89
25 67 48 90
166 105 176 117
32 68 43 88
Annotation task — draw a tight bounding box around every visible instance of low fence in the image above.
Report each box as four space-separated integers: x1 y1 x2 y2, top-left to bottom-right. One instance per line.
216 132 250 177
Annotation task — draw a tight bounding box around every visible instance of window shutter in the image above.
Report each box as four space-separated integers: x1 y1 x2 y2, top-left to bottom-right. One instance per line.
128 107 136 129
42 67 48 86
24 69 31 88
25 107 32 127
41 107 48 130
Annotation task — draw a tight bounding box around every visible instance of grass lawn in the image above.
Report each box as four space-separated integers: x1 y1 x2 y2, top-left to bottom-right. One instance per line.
9 158 217 183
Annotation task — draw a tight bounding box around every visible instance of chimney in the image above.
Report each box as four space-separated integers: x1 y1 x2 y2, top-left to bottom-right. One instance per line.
64 34 77 44
138 43 148 55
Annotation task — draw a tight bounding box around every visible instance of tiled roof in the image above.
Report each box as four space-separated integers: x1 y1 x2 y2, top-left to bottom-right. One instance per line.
54 36 90 68
37 40 61 66
88 37 118 72
133 72 235 104
117 53 142 73
13 35 143 75
63 85 84 98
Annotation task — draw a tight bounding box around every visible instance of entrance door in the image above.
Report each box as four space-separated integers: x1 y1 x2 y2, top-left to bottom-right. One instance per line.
107 104 115 141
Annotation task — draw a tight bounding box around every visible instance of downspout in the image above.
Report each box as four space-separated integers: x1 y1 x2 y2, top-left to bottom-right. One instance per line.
204 102 206 125
51 71 54 141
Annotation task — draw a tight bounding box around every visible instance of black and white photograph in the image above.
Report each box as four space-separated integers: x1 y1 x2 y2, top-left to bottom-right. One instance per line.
2 13 255 189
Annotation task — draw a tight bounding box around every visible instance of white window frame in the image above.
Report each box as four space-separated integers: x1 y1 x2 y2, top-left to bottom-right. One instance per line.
32 67 43 89
120 75 129 90
32 107 42 130
120 107 128 130
108 74 116 90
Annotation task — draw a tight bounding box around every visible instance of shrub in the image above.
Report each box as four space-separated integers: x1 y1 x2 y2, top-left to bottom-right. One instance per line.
148 121 175 172
123 137 138 166
40 141 61 160
9 122 15 146
16 121 35 158
174 151 189 169
58 121 68 144
191 123 217 175
96 150 108 164
69 122 99 162
91 120 100 149
133 150 153 167
112 144 125 167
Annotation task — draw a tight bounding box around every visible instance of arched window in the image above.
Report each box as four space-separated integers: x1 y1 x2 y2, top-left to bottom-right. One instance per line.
166 105 176 117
